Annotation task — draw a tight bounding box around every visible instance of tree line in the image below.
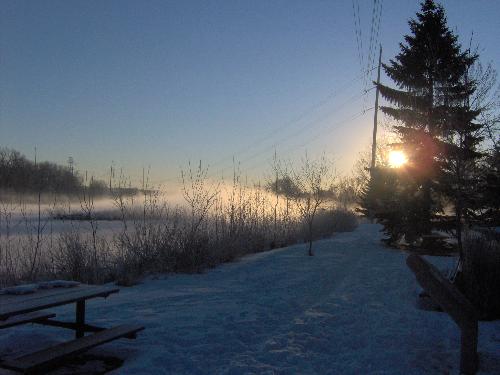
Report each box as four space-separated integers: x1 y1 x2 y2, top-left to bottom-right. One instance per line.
0 148 109 196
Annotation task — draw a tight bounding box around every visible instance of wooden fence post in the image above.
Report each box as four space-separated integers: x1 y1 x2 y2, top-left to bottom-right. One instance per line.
460 320 478 374
406 254 479 374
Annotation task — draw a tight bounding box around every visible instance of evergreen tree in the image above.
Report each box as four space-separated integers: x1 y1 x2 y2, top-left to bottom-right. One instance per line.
437 67 483 255
360 165 431 245
374 0 481 248
478 143 500 225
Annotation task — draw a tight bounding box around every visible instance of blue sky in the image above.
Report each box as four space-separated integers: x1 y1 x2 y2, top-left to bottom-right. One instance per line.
1 0 499 185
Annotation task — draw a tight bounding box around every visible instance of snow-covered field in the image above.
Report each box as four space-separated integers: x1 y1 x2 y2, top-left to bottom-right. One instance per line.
1 224 499 374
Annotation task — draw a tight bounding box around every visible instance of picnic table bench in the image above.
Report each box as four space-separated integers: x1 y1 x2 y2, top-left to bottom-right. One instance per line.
0 284 144 374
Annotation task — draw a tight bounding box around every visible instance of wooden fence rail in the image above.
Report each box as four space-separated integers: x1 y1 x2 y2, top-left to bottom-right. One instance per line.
406 254 479 374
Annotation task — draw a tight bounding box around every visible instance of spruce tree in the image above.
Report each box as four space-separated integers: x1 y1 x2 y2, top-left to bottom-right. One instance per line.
360 164 430 245
478 143 500 225
438 68 483 255
375 0 481 248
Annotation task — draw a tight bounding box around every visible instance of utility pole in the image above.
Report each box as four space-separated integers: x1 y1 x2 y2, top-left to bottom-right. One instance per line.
68 156 74 176
109 163 114 192
371 45 382 172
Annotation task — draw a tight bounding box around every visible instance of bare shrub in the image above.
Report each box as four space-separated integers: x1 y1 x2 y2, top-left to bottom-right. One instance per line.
113 181 182 282
79 178 101 283
329 209 359 233
310 208 358 239
51 231 92 282
0 201 19 287
177 161 220 272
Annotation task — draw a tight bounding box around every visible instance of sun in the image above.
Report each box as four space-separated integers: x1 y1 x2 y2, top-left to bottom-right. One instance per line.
388 150 407 168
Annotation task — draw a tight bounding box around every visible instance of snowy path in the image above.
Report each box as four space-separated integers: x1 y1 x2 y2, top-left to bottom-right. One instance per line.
1 224 499 374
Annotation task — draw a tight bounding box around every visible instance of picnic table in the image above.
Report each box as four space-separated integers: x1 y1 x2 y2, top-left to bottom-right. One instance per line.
0 283 143 374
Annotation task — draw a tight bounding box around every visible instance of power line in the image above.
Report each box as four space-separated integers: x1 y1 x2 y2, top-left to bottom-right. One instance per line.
365 0 377 92
213 93 374 180
234 107 373 178
151 90 371 186
375 0 384 55
352 0 365 82
204 88 372 181
351 0 383 113
363 0 383 111
207 65 377 173
151 69 376 186
292 108 373 151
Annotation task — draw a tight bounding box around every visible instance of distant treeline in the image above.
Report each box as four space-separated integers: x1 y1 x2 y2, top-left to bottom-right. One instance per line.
0 148 139 197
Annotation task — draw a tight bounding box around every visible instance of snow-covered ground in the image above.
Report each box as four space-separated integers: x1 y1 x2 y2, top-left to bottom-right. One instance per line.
1 224 499 374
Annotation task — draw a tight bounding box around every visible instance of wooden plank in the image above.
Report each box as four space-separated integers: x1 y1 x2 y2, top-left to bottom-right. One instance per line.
0 285 97 305
407 254 479 374
38 319 104 333
0 368 17 374
1 324 144 374
0 286 119 321
0 285 117 306
39 320 139 339
0 311 56 330
406 254 478 329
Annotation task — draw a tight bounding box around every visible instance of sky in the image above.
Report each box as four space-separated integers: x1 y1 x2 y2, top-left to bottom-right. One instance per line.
1 0 499 187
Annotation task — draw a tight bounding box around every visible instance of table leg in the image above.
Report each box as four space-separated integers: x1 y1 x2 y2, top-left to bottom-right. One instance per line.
75 300 85 339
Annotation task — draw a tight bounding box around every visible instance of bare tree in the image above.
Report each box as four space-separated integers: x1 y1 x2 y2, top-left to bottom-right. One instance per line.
281 154 333 256
469 58 500 146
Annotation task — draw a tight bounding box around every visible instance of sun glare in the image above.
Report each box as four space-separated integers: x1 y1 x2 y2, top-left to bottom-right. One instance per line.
388 150 407 168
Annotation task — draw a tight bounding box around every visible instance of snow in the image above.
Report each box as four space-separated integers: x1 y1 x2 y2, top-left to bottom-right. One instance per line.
1 223 499 374
0 284 39 295
37 280 81 289
0 280 80 295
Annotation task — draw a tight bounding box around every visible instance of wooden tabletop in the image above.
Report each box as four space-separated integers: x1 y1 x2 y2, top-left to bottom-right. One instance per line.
0 285 119 321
